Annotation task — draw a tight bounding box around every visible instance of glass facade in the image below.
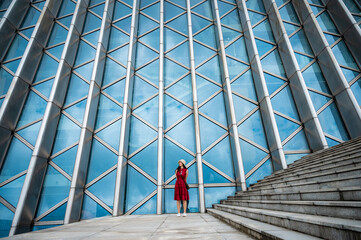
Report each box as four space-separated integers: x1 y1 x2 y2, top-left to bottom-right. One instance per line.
0 0 360 237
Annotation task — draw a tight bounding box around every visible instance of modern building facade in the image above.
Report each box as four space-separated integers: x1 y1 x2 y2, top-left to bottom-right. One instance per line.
0 0 360 237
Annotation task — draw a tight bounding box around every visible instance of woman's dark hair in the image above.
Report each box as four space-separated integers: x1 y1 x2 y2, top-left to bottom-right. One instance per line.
176 162 187 172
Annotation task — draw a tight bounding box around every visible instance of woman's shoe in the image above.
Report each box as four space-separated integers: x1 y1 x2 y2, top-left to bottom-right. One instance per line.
182 213 187 217
177 213 180 217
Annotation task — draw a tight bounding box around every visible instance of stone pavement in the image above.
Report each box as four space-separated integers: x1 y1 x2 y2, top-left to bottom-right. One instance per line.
5 213 255 240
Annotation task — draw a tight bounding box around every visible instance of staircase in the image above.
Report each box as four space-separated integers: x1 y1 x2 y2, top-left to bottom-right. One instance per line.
207 136 361 240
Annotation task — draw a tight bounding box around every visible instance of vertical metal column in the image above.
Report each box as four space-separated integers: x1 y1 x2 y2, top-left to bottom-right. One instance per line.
0 0 30 61
113 0 140 216
293 0 361 138
324 0 361 67
263 0 328 151
9 0 89 235
186 0 205 213
0 0 62 170
64 0 115 224
157 0 164 214
236 0 287 171
210 0 246 191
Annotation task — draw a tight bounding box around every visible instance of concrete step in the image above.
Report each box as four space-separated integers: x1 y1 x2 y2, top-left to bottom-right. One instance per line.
239 175 361 195
220 199 361 220
230 187 361 201
207 208 322 240
288 150 361 170
286 143 361 165
257 153 361 184
212 204 361 240
291 138 361 161
249 166 361 190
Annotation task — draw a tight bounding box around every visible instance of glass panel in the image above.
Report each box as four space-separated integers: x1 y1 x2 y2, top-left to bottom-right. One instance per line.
164 2 184 23
64 99 87 124
316 12 338 34
52 115 81 154
332 40 359 69
125 166 156 212
196 56 222 84
164 139 194 182
108 44 129 66
39 202 67 221
36 166 70 217
166 75 193 106
86 139 117 183
264 72 285 95
167 114 196 153
81 194 110 220
114 16 132 33
246 158 272 187
199 115 226 150
74 41 96 67
289 30 313 56
164 59 188 86
95 94 122 129
283 129 310 151
0 175 26 207
194 26 216 49
137 59 159 86
164 28 186 52
232 94 257 121
17 120 42 146
82 12 102 33
138 14 158 36
252 20 274 43
108 27 129 51
193 42 215 67
167 14 188 35
294 52 313 70
318 103 349 141
88 169 116 208
204 187 235 208
238 110 268 149
21 7 41 28
64 74 90 106
278 3 299 24
261 50 286 77
132 76 158 107
17 91 47 127
255 38 274 58
128 117 157 154
142 3 160 21
4 34 28 61
135 43 158 68
221 10 242 31
285 153 308 165
246 0 266 13
239 139 268 174
350 79 361 105
132 194 157 214
164 95 190 129
274 114 300 141
47 24 68 47
51 145 78 177
113 2 132 21
130 140 157 180
218 0 235 17
203 164 231 184
308 90 331 111
83 30 100 46
199 93 228 126
231 70 258 101
102 57 126 86
191 13 210 34
0 138 32 183
167 41 190 67
226 57 248 80
57 0 76 17
248 10 265 26
192 1 212 20
139 28 160 51
203 137 235 178
103 79 125 103
47 44 64 60
0 71 9 95
0 203 14 238
302 63 330 94
96 119 122 149
33 78 54 99
271 86 300 121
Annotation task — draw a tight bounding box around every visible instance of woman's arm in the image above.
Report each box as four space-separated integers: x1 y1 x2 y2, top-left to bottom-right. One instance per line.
185 169 188 181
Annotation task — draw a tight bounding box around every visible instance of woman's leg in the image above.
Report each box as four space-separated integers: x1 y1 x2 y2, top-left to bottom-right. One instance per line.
176 200 181 213
182 200 187 213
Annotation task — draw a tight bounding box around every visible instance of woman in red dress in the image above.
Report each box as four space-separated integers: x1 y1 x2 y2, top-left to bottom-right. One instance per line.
174 159 189 217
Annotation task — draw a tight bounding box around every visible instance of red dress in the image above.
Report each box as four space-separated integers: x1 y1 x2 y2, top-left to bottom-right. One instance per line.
174 168 189 200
